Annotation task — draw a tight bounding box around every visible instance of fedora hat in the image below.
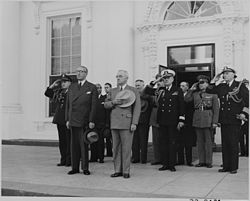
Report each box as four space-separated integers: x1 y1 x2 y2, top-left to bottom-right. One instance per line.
114 89 136 108
83 129 99 144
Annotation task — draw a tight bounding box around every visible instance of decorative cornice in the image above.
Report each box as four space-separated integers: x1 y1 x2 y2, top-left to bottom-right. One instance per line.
138 14 248 33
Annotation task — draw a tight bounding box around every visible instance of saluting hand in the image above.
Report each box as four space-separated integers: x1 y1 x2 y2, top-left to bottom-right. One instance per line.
49 79 60 89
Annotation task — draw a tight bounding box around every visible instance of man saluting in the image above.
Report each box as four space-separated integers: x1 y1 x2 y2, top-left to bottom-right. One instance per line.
209 66 249 174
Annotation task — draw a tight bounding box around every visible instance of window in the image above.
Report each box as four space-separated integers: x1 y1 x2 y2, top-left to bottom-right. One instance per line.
168 44 214 65
48 15 81 116
164 1 222 21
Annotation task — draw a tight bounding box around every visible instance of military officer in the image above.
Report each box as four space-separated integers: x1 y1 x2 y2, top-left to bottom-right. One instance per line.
209 66 249 174
185 75 219 168
44 74 72 166
145 69 185 172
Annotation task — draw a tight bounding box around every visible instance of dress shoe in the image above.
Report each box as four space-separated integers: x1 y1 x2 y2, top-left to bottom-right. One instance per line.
158 165 169 171
57 163 66 166
141 161 147 164
67 170 79 175
65 164 71 167
83 170 90 175
239 153 246 157
123 173 130 179
218 168 229 172
230 170 237 174
99 159 104 163
187 163 194 167
110 172 123 177
151 162 161 165
206 164 213 168
169 167 176 172
195 163 206 167
131 159 139 163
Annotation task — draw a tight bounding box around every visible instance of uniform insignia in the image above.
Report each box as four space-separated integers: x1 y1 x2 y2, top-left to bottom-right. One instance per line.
172 91 178 95
86 91 92 94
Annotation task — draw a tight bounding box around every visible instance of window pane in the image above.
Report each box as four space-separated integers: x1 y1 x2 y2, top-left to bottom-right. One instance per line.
62 37 70 56
51 38 60 56
61 19 70 37
61 56 70 73
51 57 60 75
52 20 61 38
168 45 214 65
72 36 81 55
169 47 191 65
72 55 81 73
72 17 81 36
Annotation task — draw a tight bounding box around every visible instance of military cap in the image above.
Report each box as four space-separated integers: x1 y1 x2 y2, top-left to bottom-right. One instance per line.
61 74 72 82
161 69 176 77
221 66 236 74
197 75 210 83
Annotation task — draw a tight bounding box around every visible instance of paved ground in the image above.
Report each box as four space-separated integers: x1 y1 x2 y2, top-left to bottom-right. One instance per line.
1 144 249 200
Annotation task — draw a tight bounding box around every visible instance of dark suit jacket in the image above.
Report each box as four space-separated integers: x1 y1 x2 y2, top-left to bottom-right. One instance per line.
138 93 153 125
65 81 98 127
208 80 249 125
95 94 107 128
44 87 67 125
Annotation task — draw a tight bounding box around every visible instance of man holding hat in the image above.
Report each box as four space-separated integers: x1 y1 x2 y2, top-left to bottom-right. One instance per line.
104 70 141 179
65 66 98 175
145 69 185 172
44 74 72 167
209 66 249 174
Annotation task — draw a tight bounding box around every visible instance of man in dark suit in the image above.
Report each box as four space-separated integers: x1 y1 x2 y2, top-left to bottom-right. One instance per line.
44 74 72 167
104 83 113 157
145 69 185 172
65 66 98 175
104 70 141 179
132 79 152 164
89 83 106 163
209 66 249 174
177 81 196 166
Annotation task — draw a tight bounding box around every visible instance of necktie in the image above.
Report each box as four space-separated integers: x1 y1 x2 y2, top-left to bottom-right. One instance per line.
78 82 81 89
120 86 123 91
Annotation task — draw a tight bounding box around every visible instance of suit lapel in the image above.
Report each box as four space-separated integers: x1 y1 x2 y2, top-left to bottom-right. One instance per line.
72 81 89 102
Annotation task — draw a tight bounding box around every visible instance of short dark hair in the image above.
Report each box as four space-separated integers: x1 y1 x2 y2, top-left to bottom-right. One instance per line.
135 79 144 83
104 83 112 88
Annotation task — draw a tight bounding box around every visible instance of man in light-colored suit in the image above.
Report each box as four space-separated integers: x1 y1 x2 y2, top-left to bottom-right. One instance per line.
104 70 141 179
65 66 98 175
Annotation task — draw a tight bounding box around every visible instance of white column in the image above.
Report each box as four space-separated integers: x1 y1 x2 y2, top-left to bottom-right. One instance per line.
0 2 23 139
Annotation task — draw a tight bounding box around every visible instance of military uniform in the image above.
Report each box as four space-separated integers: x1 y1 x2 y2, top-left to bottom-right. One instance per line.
44 75 71 166
145 83 185 170
185 90 219 167
208 79 249 172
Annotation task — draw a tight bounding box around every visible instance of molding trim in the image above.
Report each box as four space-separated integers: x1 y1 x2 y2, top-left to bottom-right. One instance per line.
33 1 41 35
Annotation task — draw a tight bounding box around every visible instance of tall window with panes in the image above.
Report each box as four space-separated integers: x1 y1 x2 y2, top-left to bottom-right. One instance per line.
49 15 81 116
